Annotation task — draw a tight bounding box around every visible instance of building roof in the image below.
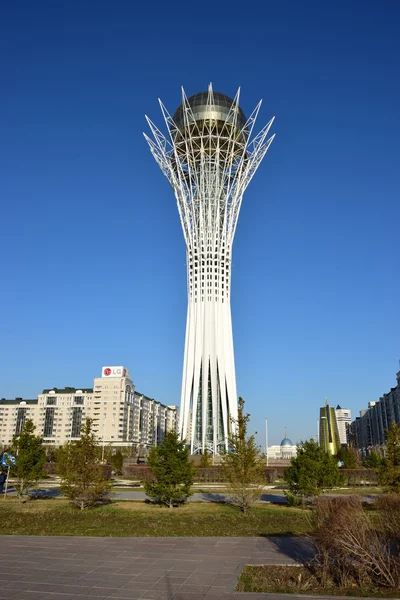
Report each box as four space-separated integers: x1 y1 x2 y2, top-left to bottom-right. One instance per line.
0 398 37 405
41 387 93 394
280 437 293 446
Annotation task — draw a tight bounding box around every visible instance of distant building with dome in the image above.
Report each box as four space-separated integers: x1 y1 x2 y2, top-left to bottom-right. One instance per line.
267 429 297 464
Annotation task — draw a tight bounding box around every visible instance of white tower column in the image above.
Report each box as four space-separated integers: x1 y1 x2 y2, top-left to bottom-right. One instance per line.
145 85 275 454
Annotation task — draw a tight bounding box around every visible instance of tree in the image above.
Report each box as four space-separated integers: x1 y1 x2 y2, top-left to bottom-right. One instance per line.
379 423 400 493
363 449 383 468
222 397 266 513
336 446 360 469
11 420 46 502
144 431 194 508
58 419 111 509
199 448 213 468
111 449 124 474
284 439 344 504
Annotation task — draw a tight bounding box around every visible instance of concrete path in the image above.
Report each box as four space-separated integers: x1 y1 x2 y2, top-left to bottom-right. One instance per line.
6 488 378 504
0 535 391 600
0 534 312 600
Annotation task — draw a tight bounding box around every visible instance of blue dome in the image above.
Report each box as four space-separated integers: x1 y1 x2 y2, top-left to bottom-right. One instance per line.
281 437 293 446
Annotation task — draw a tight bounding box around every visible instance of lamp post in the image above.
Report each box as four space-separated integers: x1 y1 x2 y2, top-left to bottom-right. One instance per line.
265 418 269 466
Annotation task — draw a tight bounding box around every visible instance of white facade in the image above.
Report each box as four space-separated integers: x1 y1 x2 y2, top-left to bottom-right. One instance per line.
267 432 297 463
145 85 275 454
0 400 39 447
335 405 352 446
0 366 178 449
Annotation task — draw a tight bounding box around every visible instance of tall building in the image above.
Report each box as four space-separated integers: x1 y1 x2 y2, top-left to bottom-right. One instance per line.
145 85 275 454
319 399 341 455
0 366 178 449
348 370 400 456
335 405 352 446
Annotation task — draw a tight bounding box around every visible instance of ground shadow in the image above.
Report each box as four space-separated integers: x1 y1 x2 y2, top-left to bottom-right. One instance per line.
198 492 228 503
259 493 287 504
266 535 316 564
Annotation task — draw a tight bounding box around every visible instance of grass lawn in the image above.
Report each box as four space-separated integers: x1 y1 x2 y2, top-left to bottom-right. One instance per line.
236 565 399 597
0 499 311 537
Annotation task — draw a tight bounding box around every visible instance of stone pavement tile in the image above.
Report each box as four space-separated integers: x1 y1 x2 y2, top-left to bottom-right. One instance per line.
134 575 163 584
0 591 23 600
8 594 50 600
56 586 95 595
185 574 217 585
212 574 237 584
152 560 180 567
149 583 182 593
96 575 136 586
4 582 35 592
194 563 226 573
218 567 239 574
91 567 122 574
177 584 210 594
35 595 80 600
107 592 143 600
157 576 187 584
170 562 198 572
79 574 108 582
164 571 193 579
118 582 152 592
140 569 173 577
116 566 148 575
205 594 236 600
232 594 271 599
207 584 235 594
24 583 65 593
139 592 175 600
79 588 116 597
43 576 79 586
171 594 205 600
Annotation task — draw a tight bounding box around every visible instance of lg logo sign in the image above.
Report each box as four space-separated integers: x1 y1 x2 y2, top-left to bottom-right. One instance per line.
102 367 127 377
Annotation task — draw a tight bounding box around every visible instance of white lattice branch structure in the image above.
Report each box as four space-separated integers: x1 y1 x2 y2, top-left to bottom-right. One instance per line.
144 84 275 454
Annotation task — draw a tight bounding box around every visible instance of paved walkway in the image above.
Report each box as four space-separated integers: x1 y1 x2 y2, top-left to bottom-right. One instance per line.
1 535 392 600
6 488 378 505
0 535 315 600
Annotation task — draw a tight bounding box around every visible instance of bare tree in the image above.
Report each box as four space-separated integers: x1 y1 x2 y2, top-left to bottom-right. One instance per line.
222 397 266 513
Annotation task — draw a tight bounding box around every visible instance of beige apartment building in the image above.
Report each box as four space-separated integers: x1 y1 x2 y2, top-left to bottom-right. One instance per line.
0 366 178 449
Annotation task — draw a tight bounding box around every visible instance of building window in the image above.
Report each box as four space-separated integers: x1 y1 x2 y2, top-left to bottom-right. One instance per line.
15 407 27 436
46 397 56 406
71 407 83 437
44 407 55 437
74 397 84 405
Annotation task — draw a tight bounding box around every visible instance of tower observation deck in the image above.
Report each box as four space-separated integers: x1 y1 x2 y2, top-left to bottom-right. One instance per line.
145 85 275 454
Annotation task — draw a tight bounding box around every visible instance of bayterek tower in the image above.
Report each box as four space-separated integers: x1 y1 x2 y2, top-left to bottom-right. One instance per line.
145 85 275 455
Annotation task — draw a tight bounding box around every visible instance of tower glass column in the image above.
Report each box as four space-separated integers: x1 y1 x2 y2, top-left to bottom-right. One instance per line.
145 85 275 454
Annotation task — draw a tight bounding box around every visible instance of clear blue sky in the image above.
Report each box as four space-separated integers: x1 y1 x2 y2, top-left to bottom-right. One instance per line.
1 1 399 446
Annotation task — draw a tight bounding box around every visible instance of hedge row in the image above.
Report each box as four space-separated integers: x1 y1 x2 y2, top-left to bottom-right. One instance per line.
120 464 380 485
43 461 113 480
42 462 380 486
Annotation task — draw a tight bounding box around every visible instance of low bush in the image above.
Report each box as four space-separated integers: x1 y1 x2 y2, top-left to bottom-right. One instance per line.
311 496 400 590
43 461 58 475
122 465 154 481
341 468 378 486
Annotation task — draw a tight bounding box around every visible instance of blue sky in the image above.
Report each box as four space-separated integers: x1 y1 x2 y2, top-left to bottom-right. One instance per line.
1 1 399 446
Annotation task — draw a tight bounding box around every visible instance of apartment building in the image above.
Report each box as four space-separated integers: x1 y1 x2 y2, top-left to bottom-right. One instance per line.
0 398 39 447
335 405 352 446
348 370 400 456
0 366 178 449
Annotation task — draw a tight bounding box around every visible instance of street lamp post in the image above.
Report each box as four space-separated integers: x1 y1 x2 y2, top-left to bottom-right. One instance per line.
265 418 269 466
